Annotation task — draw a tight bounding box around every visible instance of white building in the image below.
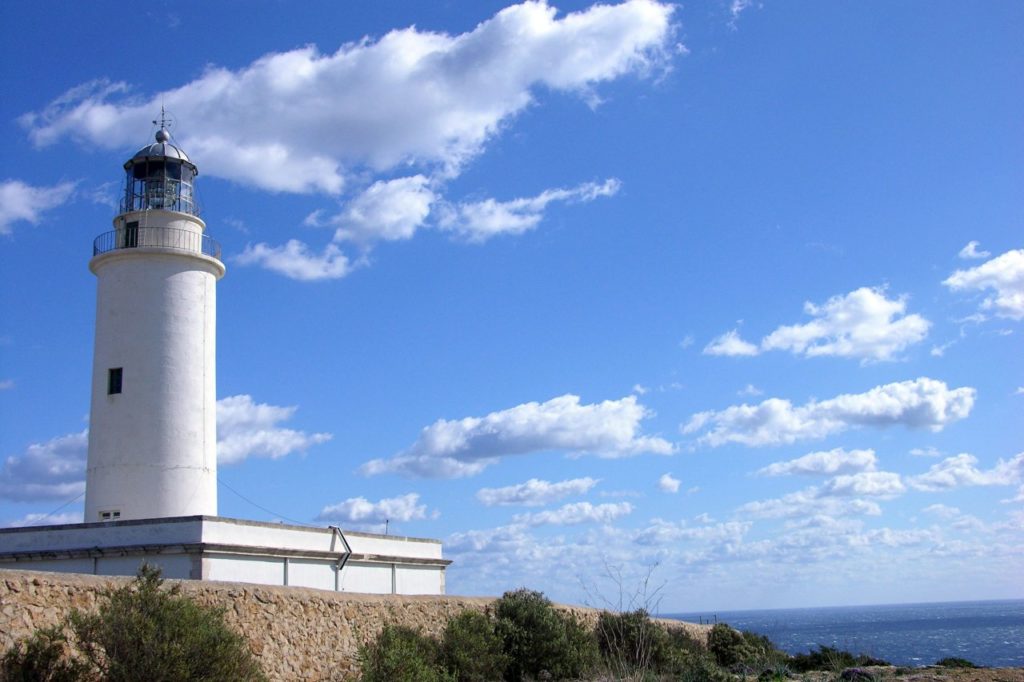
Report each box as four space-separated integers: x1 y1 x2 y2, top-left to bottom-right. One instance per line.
0 124 449 594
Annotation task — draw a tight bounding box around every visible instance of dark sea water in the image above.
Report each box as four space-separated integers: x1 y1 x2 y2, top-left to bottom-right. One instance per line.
666 600 1024 668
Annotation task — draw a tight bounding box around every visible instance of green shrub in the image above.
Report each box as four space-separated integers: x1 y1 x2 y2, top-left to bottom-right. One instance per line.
707 623 745 667
440 610 507 682
1 565 264 682
0 624 92 682
493 588 599 681
935 657 977 668
789 645 889 672
70 564 265 681
595 608 670 675
358 624 452 682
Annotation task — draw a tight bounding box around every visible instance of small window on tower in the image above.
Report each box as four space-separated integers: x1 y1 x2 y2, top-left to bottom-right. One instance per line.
99 510 120 521
108 368 123 395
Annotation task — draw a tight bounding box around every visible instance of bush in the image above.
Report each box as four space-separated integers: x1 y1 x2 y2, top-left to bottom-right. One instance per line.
1 565 264 682
0 624 92 682
358 624 452 682
707 623 745 667
70 564 265 681
440 611 507 682
789 645 890 672
595 608 670 675
493 588 599 681
935 657 977 668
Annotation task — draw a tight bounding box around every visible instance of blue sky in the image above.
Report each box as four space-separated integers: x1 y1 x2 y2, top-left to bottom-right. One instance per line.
1 0 1021 611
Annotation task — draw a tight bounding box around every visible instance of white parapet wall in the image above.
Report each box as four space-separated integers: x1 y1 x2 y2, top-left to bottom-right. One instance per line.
0 516 449 595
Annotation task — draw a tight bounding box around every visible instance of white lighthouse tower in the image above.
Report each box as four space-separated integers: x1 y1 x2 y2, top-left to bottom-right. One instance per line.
84 122 223 522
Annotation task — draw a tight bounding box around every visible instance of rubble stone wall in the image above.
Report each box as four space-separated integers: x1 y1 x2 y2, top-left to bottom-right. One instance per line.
0 569 708 681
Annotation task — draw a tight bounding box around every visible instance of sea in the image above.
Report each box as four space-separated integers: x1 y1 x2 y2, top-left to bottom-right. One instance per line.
666 599 1024 668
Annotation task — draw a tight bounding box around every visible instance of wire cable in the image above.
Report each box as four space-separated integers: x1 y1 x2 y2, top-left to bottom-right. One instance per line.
216 476 319 528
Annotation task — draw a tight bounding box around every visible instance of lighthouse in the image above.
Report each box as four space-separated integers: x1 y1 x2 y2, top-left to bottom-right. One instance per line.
0 120 449 595
84 124 223 522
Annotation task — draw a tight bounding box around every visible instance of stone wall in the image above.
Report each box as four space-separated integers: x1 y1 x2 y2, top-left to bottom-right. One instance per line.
0 569 709 681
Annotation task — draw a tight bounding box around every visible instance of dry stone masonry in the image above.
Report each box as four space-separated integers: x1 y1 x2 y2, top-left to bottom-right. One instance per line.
0 569 709 680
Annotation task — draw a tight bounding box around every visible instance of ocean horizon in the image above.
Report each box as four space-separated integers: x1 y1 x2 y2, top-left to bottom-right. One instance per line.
665 598 1024 668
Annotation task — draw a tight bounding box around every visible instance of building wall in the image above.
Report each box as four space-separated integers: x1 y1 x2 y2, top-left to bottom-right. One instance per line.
0 570 709 681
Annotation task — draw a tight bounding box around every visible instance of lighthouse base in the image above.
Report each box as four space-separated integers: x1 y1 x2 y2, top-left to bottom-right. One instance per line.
0 516 448 595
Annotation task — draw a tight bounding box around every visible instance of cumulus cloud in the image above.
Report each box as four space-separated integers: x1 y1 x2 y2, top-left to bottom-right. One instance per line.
360 394 674 478
513 501 633 526
657 472 681 493
0 179 76 235
943 249 1024 320
476 477 598 506
922 503 961 519
216 395 333 464
737 487 884 520
0 430 88 502
22 2 674 192
437 179 620 242
908 452 1024 492
820 471 905 498
331 175 436 244
315 492 429 527
757 448 878 477
702 329 759 356
634 518 749 546
705 288 930 362
958 241 991 260
235 240 357 281
683 378 975 448
764 287 929 362
3 511 84 528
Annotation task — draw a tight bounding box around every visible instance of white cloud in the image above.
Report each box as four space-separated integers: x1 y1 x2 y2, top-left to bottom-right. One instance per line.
315 492 428 526
3 511 84 528
820 471 905 498
738 487 884 520
910 446 942 457
922 503 961 519
332 175 436 244
679 334 695 349
683 378 975 448
908 452 1024 492
437 179 620 242
958 241 991 260
757 448 877 477
702 329 759 356
216 395 332 464
360 394 674 478
0 430 88 502
21 2 674 193
944 249 1024 320
738 384 763 397
0 379 13 391
235 240 356 281
759 287 930 362
514 501 633 526
657 472 681 493
476 477 598 507
633 518 750 546
0 179 76 235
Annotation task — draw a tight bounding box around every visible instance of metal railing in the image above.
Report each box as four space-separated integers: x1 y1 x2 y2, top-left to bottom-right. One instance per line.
93 226 221 260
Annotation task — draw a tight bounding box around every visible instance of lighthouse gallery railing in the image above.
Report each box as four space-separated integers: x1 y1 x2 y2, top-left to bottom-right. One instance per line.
93 227 221 260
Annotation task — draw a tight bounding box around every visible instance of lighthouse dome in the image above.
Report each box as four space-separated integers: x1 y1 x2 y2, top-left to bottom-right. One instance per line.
127 130 194 167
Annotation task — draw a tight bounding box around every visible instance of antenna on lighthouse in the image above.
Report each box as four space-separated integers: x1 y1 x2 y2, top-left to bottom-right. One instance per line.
152 105 176 142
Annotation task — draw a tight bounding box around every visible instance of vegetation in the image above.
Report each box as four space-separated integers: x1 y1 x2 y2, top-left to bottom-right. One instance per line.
1 565 265 682
789 645 890 673
440 610 507 682
357 624 452 682
935 657 977 668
